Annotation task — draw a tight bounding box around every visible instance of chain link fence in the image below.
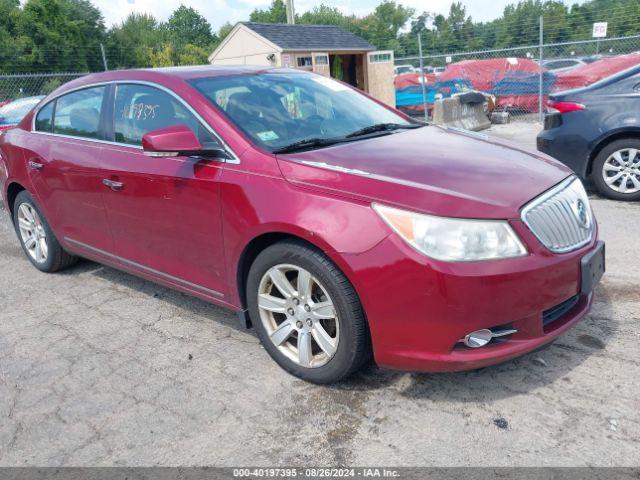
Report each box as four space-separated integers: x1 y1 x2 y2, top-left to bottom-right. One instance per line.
0 73 88 106
394 33 640 123
2 33 640 128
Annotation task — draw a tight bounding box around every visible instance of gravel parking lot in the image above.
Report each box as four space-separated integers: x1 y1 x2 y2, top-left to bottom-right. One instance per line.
0 124 638 467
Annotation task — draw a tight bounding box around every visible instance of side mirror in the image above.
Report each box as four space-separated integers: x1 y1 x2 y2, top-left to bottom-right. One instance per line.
142 124 229 159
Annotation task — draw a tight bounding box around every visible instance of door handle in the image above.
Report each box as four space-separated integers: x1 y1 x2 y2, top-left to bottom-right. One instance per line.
28 160 44 170
103 178 124 191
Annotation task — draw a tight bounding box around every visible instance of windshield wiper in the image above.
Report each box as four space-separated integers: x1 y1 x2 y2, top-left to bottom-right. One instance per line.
273 123 424 154
273 137 346 154
345 123 422 138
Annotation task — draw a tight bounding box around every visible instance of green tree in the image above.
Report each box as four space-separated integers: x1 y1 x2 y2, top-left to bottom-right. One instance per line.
13 0 106 72
298 5 350 26
4 0 640 75
0 0 21 73
354 1 414 50
149 44 174 67
583 0 640 38
176 43 210 65
167 5 215 49
250 0 287 23
106 13 166 69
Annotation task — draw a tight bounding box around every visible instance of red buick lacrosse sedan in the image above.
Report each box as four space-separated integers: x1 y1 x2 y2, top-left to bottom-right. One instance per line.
0 67 604 383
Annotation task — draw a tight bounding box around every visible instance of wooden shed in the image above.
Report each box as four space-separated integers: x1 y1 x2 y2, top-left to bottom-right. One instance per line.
208 22 395 106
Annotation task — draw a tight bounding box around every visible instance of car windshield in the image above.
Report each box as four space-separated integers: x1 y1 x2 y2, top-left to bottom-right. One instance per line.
190 72 414 152
0 97 43 125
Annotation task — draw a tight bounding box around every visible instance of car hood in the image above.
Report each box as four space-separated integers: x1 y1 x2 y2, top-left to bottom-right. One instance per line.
276 126 571 219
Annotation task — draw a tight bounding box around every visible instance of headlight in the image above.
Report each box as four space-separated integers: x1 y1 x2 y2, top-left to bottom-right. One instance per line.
373 203 527 262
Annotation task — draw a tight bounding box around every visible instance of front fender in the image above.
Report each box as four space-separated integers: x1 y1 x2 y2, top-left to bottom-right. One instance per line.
220 168 390 307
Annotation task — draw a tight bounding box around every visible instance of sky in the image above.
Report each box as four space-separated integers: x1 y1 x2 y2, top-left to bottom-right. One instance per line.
95 0 579 30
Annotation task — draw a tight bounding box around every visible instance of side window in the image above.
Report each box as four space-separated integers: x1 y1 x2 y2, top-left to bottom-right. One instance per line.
35 102 54 133
53 87 105 139
114 84 217 146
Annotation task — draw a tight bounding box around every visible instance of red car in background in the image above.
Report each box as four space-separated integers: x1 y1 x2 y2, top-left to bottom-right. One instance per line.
553 53 640 91
0 67 604 383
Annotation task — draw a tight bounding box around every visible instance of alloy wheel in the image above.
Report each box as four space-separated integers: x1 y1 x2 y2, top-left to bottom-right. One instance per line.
257 264 339 368
602 148 640 194
17 203 48 263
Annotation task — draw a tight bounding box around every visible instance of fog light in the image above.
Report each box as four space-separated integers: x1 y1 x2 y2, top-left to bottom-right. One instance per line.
460 328 518 348
463 329 493 348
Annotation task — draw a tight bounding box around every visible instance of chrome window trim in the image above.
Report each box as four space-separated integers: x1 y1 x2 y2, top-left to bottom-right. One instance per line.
31 130 144 150
520 175 594 253
35 83 107 141
32 81 111 134
31 79 240 164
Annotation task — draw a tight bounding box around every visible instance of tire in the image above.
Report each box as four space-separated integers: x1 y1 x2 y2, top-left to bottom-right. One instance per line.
247 240 371 384
13 190 78 273
592 138 640 201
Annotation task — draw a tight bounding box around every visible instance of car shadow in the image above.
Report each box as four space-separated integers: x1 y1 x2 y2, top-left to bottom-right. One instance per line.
59 259 250 334
62 259 616 401
332 282 616 401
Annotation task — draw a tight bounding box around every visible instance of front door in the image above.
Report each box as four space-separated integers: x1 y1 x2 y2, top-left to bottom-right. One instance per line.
99 83 228 300
27 85 114 253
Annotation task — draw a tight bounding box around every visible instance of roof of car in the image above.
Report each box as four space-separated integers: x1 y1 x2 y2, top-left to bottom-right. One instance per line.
49 65 308 95
146 65 288 78
240 22 376 51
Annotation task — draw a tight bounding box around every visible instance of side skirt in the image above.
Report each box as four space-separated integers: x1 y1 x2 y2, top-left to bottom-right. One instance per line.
63 237 241 313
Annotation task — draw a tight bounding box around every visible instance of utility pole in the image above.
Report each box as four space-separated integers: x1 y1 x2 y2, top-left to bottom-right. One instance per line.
286 0 295 24
100 43 109 71
417 33 428 122
538 16 544 123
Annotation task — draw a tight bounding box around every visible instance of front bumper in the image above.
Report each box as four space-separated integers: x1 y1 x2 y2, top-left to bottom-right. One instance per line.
341 218 599 372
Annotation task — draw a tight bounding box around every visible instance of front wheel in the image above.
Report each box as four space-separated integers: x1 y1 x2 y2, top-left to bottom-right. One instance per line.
13 190 78 272
247 241 371 384
592 139 640 201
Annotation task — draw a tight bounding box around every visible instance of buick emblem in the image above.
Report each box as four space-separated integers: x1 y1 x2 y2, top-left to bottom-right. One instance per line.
573 199 590 229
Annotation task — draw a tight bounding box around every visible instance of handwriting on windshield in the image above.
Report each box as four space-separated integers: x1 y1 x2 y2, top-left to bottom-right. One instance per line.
122 103 160 120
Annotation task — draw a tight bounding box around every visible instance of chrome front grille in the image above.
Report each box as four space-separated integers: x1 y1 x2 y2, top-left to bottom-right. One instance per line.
521 177 594 253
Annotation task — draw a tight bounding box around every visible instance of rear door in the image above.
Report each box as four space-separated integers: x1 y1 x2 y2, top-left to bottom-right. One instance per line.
99 82 228 299
27 86 114 253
